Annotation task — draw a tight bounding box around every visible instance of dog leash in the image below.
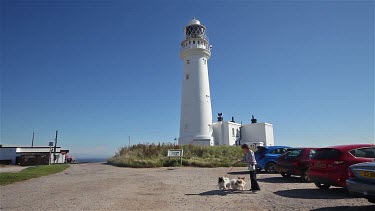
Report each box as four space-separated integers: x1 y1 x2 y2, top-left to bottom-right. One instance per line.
225 166 234 177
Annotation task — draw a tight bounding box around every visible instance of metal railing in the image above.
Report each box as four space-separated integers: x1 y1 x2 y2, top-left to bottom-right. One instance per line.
181 44 211 51
185 34 209 42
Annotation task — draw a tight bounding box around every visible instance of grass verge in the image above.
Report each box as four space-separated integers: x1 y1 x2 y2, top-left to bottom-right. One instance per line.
108 143 252 168
0 164 70 186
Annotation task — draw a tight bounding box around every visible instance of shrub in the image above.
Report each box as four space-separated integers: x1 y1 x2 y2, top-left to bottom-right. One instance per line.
108 143 251 168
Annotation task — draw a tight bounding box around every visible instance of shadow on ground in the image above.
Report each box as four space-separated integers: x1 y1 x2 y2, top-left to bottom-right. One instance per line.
310 205 375 211
274 188 353 200
257 176 304 183
185 190 254 196
228 171 270 175
227 171 249 175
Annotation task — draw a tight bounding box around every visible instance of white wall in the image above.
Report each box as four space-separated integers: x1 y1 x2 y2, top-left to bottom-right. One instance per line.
265 124 275 146
241 123 274 146
224 122 241 146
179 52 213 145
50 153 66 164
17 147 61 153
212 121 241 146
212 122 222 146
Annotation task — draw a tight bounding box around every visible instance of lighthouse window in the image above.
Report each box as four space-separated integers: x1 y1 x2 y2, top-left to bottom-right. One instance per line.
187 60 190 64
185 74 189 80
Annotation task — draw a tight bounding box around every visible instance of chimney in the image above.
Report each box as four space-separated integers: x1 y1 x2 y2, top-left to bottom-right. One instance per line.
230 116 235 123
217 113 223 122
251 115 257 124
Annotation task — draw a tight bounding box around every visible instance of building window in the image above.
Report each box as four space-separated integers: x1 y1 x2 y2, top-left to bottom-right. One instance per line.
187 60 190 64
185 74 189 80
193 41 195 44
189 41 191 44
198 41 200 44
232 128 235 137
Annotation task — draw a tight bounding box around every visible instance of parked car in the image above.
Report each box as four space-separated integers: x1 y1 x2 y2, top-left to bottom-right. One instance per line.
275 148 317 182
346 161 375 204
309 144 375 190
255 146 291 173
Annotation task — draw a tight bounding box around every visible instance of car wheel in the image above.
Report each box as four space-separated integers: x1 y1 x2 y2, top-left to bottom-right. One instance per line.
368 198 375 204
265 162 276 173
281 173 291 177
301 169 310 182
314 182 331 190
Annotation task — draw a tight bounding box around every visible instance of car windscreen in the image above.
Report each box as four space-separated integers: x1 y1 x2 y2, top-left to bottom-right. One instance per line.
255 147 266 154
312 148 341 160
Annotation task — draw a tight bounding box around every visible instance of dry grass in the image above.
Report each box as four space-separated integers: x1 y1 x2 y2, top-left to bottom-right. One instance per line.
108 143 250 168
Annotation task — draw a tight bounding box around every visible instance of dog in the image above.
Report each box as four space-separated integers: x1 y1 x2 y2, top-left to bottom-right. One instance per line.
230 177 246 191
218 176 231 190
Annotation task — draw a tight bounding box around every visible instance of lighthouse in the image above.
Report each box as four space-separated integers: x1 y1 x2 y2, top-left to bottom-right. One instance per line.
178 18 213 146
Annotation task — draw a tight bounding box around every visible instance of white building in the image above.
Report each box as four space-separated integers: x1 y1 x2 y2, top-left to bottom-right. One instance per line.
178 18 213 146
212 114 275 147
0 146 69 165
241 122 274 147
212 115 241 146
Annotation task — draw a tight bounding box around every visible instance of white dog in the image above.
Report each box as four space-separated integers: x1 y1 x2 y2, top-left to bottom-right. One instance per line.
230 177 246 191
218 176 231 190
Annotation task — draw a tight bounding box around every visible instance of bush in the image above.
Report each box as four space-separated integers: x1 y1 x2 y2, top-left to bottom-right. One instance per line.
107 143 251 168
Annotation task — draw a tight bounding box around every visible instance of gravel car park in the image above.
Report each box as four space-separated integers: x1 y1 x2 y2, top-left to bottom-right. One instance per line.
1 163 374 210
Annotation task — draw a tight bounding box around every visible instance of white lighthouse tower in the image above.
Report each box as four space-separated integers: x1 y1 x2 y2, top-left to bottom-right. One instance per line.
178 18 213 146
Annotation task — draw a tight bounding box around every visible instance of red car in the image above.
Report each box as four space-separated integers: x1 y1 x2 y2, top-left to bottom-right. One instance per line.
275 148 317 182
309 144 375 189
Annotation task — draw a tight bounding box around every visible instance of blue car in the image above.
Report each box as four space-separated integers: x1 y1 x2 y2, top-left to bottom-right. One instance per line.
255 146 291 173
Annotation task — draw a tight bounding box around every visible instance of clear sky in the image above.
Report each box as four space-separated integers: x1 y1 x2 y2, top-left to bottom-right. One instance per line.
1 0 374 158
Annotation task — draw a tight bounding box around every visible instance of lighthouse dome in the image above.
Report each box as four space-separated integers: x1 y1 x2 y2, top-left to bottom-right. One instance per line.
189 18 201 25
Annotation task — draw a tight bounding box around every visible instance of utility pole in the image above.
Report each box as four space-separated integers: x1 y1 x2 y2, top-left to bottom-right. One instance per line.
128 136 131 146
31 132 35 147
53 130 58 164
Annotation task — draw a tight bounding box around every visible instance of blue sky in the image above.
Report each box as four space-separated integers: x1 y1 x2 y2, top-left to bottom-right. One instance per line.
1 0 374 158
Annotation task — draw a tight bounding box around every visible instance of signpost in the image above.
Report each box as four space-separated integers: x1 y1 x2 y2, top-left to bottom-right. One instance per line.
167 149 183 165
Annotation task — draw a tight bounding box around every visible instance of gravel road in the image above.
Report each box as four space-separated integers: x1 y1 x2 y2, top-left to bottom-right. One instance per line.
1 163 374 211
0 166 28 173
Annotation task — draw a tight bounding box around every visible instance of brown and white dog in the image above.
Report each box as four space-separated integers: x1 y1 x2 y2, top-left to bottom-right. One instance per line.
230 177 246 191
218 176 231 190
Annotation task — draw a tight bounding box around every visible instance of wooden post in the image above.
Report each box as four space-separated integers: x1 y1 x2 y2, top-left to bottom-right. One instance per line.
31 132 34 147
53 130 58 164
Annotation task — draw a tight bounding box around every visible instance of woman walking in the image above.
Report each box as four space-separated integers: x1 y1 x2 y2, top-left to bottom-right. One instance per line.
237 144 261 193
